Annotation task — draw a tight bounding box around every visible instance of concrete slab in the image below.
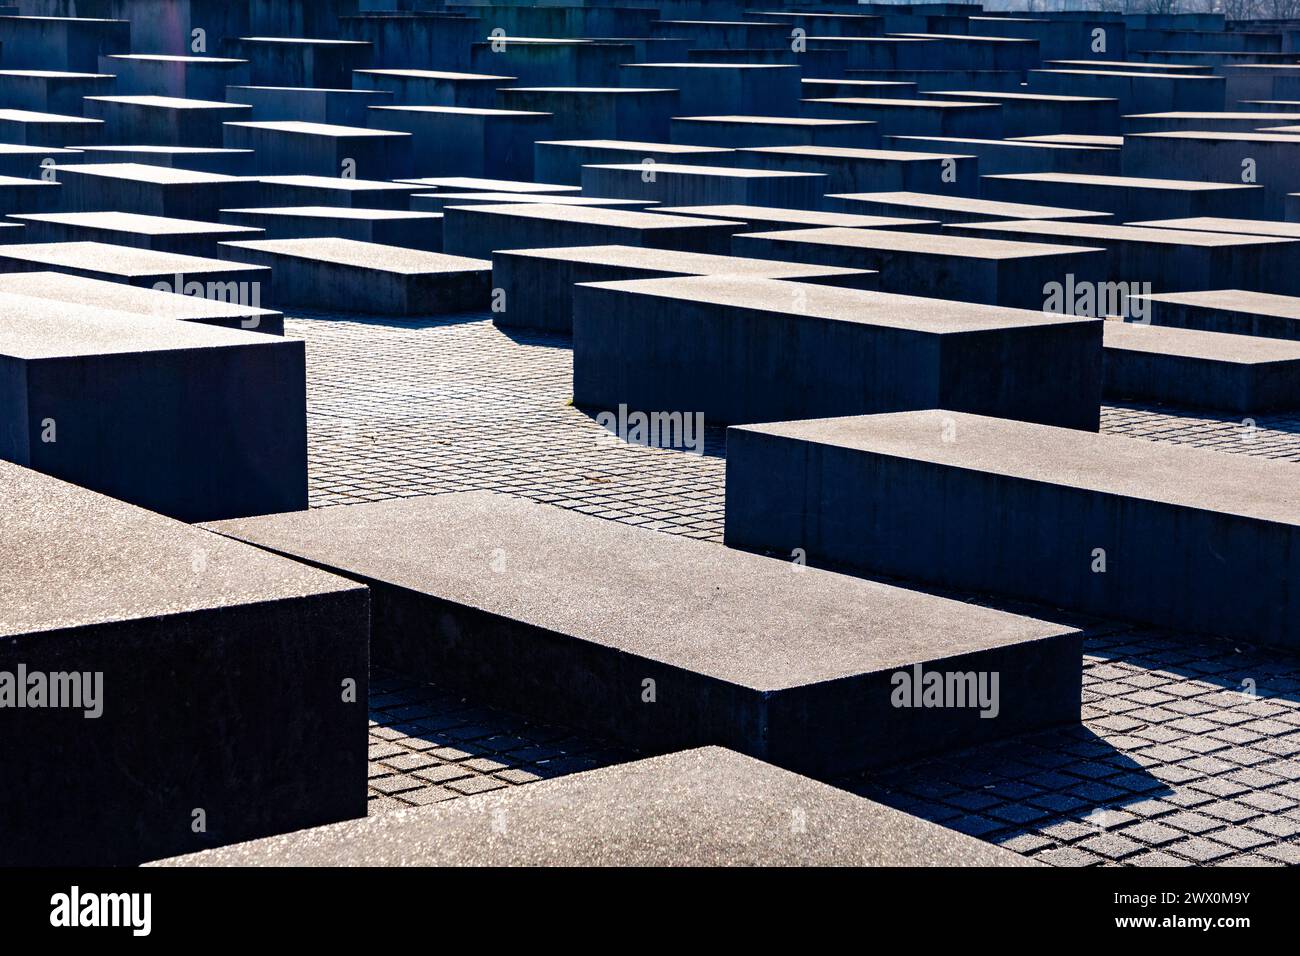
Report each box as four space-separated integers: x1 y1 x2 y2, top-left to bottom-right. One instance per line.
491 243 879 333
84 94 252 147
0 68 114 115
669 113 879 149
228 84 393 127
352 68 514 109
0 270 281 334
220 206 443 251
943 219 1297 295
0 106 102 145
1103 319 1300 412
9 210 262 256
655 204 936 234
0 292 303 521
203 491 1081 776
0 240 271 295
224 119 413 179
572 275 1101 430
72 144 254 175
368 105 549 181
581 161 826 209
828 191 1112 225
724 409 1300 650
883 133 1122 176
733 145 979 197
53 162 258 219
981 171 1266 221
0 459 367 866
150 747 1036 867
1127 288 1300 341
218 237 489 316
102 53 250 102
497 86 680 142
732 226 1107 311
533 138 733 186
253 173 423 210
442 203 745 260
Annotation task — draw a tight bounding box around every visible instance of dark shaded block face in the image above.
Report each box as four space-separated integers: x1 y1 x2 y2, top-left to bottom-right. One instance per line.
0 461 369 866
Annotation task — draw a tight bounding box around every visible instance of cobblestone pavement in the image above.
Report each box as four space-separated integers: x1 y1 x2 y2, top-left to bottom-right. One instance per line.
293 313 1300 866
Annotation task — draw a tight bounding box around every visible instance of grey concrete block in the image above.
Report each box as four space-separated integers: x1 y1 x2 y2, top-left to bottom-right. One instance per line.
53 162 258 219
944 219 1297 295
221 205 441 250
85 94 251 146
368 105 549 181
150 748 1037 867
204 491 1081 776
0 269 282 334
10 210 262 256
572 275 1101 430
670 113 879 149
492 243 879 333
1103 320 1300 412
533 138 733 186
1127 288 1300 341
103 53 250 101
980 172 1266 221
0 458 367 866
0 68 114 115
732 226 1108 311
224 120 413 179
0 293 304 521
828 190 1112 225
732 145 980 198
442 203 743 259
724 409 1300 649
581 161 826 209
219 237 489 315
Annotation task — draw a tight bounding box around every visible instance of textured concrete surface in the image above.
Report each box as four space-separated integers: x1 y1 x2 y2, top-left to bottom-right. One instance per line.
0 459 368 866
151 747 1036 867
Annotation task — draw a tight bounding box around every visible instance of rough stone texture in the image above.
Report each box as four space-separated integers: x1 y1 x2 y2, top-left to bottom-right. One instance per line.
150 747 1037 867
206 490 1081 777
0 459 368 867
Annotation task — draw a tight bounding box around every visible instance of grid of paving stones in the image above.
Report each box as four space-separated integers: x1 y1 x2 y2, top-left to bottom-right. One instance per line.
300 312 1300 866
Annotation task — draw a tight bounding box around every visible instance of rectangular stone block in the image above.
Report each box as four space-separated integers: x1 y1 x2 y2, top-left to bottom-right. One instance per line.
102 53 250 101
497 86 680 142
1121 131 1300 214
929 89 1121 136
581 162 826 209
54 162 258 219
944 219 1297 295
1103 320 1300 413
149 748 1036 867
84 94 251 147
669 114 879 149
228 36 371 90
0 269 282 334
732 226 1107 311
368 105 549 181
533 138 733 186
732 145 979 197
805 96 1004 139
655 204 936 235
0 459 367 867
1028 69 1225 114
829 190 1111 225
352 69 513 109
230 85 393 127
1127 288 1300 341
724 409 1300 649
10 210 262 256
884 134 1121 176
204 491 1081 777
573 275 1101 430
220 206 442 251
0 106 102 145
252 173 423 209
224 120 413 179
0 14 129 72
0 293 304 521
0 68 114 115
492 243 879 333
619 62 801 116
0 240 271 296
980 171 1266 221
441 203 743 259
73 144 254 175
218 237 489 316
